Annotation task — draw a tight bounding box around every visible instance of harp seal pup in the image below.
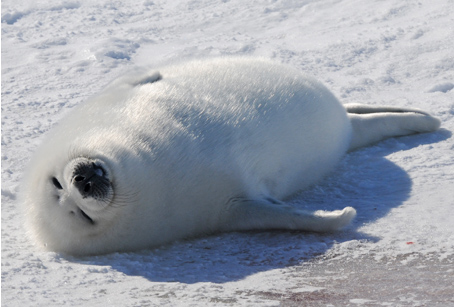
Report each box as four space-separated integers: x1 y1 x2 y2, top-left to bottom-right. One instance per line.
22 57 441 256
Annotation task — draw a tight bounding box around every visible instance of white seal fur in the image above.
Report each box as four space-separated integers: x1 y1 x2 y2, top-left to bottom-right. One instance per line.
22 58 441 255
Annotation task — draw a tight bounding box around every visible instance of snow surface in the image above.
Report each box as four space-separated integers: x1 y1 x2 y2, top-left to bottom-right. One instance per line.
2 0 453 306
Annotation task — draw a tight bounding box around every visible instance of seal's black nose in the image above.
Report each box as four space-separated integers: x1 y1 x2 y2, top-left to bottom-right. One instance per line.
72 162 109 199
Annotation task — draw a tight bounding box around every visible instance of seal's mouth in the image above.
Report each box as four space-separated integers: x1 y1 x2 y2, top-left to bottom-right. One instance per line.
52 173 97 225
79 208 95 225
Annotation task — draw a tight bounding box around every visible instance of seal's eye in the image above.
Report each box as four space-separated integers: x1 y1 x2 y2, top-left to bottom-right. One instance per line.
52 177 63 190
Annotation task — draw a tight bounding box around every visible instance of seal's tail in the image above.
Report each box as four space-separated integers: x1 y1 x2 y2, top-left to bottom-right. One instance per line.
345 103 441 151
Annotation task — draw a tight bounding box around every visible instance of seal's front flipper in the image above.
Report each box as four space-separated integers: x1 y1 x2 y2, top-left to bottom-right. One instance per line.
220 198 356 233
345 104 441 151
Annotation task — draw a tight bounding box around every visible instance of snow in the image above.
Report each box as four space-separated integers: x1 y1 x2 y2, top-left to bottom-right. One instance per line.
2 0 453 305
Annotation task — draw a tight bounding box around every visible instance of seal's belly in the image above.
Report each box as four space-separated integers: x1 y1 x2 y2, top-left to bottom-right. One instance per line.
123 58 352 199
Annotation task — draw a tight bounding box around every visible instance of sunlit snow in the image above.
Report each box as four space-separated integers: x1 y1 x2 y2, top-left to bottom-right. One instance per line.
2 0 453 306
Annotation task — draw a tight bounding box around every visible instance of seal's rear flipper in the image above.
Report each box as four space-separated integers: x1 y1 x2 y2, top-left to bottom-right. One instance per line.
345 103 441 151
220 198 356 233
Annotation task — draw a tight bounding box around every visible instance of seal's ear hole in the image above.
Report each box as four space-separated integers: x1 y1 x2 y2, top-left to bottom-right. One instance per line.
52 177 63 190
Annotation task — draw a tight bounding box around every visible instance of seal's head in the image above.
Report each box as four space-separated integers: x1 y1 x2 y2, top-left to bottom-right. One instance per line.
22 153 130 255
59 157 114 225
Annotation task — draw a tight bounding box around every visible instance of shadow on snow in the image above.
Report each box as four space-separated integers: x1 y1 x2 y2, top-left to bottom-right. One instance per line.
70 129 451 284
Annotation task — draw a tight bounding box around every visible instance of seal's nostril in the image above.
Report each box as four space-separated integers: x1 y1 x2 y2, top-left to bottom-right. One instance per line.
72 160 110 200
74 175 85 182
